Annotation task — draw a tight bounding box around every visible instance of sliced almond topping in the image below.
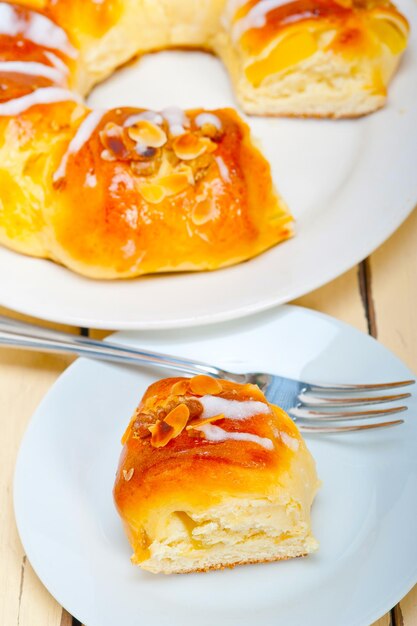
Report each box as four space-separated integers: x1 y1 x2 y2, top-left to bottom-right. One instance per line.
99 122 131 160
164 403 190 437
123 468 134 481
100 149 116 162
149 420 174 448
127 120 167 148
136 181 166 204
171 380 189 395
176 163 195 185
186 413 224 430
191 198 218 226
199 122 222 139
131 159 159 177
189 375 223 396
158 172 191 196
148 403 190 447
241 383 266 402
172 133 215 161
203 139 217 154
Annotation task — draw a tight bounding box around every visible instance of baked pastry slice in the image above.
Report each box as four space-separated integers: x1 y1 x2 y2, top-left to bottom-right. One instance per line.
114 376 319 574
216 0 409 117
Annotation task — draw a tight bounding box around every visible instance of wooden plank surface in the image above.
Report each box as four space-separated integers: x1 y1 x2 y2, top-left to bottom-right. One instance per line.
294 266 367 330
0 210 416 626
373 616 392 626
369 208 417 626
370 209 417 372
0 308 76 626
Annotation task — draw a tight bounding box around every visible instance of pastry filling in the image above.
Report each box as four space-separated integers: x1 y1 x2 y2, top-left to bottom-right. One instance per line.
132 498 318 572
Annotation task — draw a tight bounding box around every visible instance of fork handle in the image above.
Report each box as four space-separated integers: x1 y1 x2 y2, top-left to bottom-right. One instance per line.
0 315 242 380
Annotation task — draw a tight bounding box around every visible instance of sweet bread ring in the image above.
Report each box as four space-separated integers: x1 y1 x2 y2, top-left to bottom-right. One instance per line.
0 1 293 279
0 0 408 279
114 376 319 574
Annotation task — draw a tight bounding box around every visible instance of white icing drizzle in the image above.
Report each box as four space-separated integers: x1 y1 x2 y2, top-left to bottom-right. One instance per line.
280 432 299 451
196 423 274 450
85 171 97 188
124 110 164 127
43 51 70 75
161 106 190 137
0 3 77 58
0 87 81 116
121 239 136 258
214 156 231 184
195 112 222 131
53 110 105 182
0 61 66 85
231 0 288 42
124 207 138 228
200 395 271 420
124 107 191 137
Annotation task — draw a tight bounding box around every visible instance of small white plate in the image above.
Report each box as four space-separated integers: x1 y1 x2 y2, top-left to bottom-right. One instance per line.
1 0 417 329
14 306 417 626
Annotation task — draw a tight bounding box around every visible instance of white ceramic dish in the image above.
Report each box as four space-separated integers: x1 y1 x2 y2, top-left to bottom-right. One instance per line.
1 0 417 329
14 305 417 626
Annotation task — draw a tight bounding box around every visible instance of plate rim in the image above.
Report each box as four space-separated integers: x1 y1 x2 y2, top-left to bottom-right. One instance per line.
1 201 415 330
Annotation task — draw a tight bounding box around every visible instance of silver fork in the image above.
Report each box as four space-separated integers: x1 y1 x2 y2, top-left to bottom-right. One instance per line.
0 315 414 433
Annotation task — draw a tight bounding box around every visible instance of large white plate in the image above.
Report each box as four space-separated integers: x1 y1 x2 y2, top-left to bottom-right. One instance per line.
14 306 417 626
1 2 416 329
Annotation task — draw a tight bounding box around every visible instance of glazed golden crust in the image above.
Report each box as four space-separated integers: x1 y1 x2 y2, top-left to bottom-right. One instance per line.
113 376 319 573
49 107 292 277
115 377 296 509
233 0 408 54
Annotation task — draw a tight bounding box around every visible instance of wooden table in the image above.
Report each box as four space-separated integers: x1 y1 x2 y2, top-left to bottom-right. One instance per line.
1 209 416 626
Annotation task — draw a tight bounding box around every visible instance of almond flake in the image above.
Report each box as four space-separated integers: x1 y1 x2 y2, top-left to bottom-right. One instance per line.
136 182 166 204
186 413 224 430
164 403 190 436
191 198 218 225
149 420 174 447
189 375 223 396
158 172 191 196
123 468 134 481
127 120 167 148
172 133 215 161
241 383 266 402
171 379 189 395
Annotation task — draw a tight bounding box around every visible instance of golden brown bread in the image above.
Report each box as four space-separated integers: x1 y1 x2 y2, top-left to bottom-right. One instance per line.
218 0 409 117
0 0 408 278
114 376 319 574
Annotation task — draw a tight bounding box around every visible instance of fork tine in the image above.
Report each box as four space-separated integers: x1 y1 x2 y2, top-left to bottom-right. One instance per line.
299 419 404 433
289 405 407 421
306 379 415 393
298 391 411 408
